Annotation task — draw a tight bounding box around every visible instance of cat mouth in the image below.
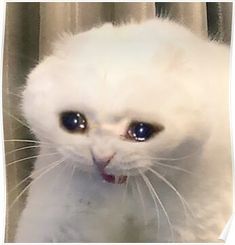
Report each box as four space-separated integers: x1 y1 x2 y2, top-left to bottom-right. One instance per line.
100 169 127 184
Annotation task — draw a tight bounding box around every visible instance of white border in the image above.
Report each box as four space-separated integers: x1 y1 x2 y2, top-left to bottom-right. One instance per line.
222 1 235 244
0 1 6 244
3 0 235 3
0 1 234 244
3 243 227 245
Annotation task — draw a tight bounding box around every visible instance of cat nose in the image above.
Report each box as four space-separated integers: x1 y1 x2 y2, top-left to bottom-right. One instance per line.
92 153 115 168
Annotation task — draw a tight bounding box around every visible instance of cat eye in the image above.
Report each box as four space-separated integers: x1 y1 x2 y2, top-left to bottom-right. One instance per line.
60 111 87 133
127 121 163 142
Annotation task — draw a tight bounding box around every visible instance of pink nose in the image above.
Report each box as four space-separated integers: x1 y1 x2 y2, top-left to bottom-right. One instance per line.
92 154 115 168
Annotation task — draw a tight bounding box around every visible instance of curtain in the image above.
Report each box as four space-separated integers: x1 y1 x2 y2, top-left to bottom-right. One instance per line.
3 2 233 242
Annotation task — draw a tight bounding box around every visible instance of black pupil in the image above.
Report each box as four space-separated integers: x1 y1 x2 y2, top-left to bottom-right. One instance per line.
131 122 155 141
61 112 86 132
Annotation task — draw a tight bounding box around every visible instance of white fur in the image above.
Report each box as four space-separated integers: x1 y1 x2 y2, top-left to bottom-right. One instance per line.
15 18 232 242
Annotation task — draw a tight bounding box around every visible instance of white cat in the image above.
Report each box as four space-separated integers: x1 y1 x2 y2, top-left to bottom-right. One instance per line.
14 18 232 242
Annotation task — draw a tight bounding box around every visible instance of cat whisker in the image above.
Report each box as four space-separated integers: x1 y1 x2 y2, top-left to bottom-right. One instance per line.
139 150 201 162
147 167 195 218
4 139 53 145
121 174 129 205
138 170 160 236
118 158 195 178
8 157 65 194
71 162 76 179
152 160 197 176
140 171 175 242
4 109 33 131
137 145 203 162
134 177 147 226
119 146 200 164
62 162 75 197
65 162 81 197
4 110 55 144
4 139 74 150
6 152 60 167
5 145 55 156
9 157 66 210
49 160 71 192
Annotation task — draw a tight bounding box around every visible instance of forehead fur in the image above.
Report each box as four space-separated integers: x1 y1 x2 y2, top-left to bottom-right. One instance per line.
53 19 199 61
24 18 228 126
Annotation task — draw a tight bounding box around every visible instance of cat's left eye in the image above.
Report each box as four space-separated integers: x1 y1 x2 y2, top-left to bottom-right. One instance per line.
60 111 87 133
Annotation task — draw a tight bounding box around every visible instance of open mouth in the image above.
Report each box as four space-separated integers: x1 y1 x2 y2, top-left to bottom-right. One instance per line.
100 169 127 184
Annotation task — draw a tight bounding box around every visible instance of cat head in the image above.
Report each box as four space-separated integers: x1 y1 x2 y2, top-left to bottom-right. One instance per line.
22 19 227 180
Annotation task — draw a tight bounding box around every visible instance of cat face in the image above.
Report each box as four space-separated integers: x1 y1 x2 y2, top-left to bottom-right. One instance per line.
22 21 213 180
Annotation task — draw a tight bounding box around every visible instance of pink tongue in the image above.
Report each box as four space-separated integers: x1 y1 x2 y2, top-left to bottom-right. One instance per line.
101 172 127 184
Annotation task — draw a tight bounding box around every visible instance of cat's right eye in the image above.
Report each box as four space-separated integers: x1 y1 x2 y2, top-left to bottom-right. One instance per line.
60 111 87 133
126 121 164 142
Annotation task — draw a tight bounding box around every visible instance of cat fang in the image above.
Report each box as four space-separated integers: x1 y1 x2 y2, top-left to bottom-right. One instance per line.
95 157 128 184
92 153 128 184
101 171 127 184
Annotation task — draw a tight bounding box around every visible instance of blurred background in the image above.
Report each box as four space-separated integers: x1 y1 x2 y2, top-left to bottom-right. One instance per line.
3 2 233 242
